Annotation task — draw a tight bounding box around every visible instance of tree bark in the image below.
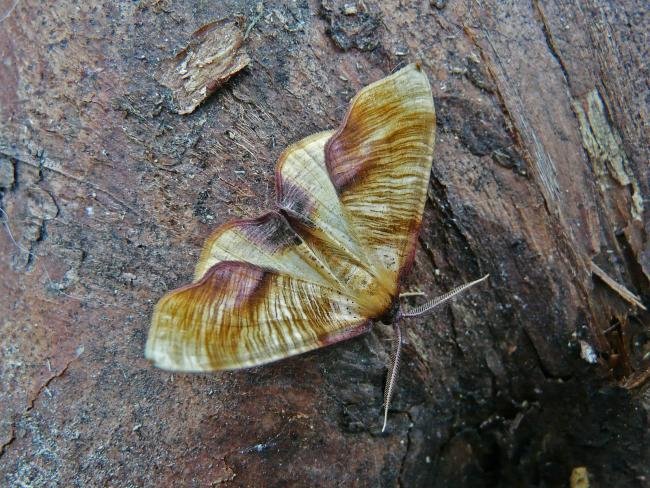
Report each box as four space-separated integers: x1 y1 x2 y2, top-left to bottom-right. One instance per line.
1 1 647 486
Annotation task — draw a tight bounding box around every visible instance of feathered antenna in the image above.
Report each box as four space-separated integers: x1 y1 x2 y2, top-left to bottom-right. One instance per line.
381 274 489 432
402 275 489 317
382 322 402 432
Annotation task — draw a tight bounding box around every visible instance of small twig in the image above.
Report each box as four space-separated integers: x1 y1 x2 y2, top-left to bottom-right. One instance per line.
622 369 650 389
591 262 647 311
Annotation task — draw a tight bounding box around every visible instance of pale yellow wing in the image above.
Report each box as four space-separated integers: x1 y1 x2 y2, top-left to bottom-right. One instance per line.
145 261 371 371
276 130 368 267
325 63 436 290
275 131 394 315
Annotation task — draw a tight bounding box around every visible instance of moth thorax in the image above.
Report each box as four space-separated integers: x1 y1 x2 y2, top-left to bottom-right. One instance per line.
376 297 401 325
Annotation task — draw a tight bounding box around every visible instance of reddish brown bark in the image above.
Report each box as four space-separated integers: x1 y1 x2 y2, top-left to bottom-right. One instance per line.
1 1 647 486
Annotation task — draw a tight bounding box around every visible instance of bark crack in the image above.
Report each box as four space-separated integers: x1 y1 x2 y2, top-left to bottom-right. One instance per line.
0 424 16 458
26 358 75 412
397 409 414 488
523 326 573 381
532 0 572 88
464 12 563 208
462 26 528 170
0 354 79 459
1 152 142 221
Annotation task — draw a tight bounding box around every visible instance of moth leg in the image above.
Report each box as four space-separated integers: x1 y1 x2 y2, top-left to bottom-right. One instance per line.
382 321 403 433
399 290 426 298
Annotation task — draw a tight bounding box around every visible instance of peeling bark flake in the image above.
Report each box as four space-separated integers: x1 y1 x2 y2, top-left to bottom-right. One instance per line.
157 20 250 115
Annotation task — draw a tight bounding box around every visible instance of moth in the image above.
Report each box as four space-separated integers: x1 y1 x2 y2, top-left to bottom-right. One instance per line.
145 63 488 432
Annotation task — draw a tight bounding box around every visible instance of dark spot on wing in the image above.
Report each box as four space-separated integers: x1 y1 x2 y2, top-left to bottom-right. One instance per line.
238 213 301 253
278 182 317 226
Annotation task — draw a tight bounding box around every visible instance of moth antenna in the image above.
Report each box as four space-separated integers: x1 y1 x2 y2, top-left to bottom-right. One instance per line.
402 274 489 318
382 321 403 433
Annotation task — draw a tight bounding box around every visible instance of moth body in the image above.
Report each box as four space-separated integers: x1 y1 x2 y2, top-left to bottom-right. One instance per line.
146 63 486 431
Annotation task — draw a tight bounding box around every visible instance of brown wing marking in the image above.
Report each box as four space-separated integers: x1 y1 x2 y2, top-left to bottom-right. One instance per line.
325 63 436 289
194 211 340 288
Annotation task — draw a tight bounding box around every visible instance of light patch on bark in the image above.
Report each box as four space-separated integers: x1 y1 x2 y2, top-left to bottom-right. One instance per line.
573 89 643 221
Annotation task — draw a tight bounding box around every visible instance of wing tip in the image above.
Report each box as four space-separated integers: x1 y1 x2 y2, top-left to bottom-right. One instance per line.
274 130 336 199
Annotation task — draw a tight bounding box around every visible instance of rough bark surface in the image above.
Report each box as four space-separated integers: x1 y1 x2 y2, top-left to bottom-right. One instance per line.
1 1 648 486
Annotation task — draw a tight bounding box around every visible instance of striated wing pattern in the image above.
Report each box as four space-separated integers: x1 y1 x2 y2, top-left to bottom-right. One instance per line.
146 261 371 371
326 64 436 288
276 130 394 315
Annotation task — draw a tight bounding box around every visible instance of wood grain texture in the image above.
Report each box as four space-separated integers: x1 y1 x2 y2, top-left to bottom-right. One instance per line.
0 1 647 486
